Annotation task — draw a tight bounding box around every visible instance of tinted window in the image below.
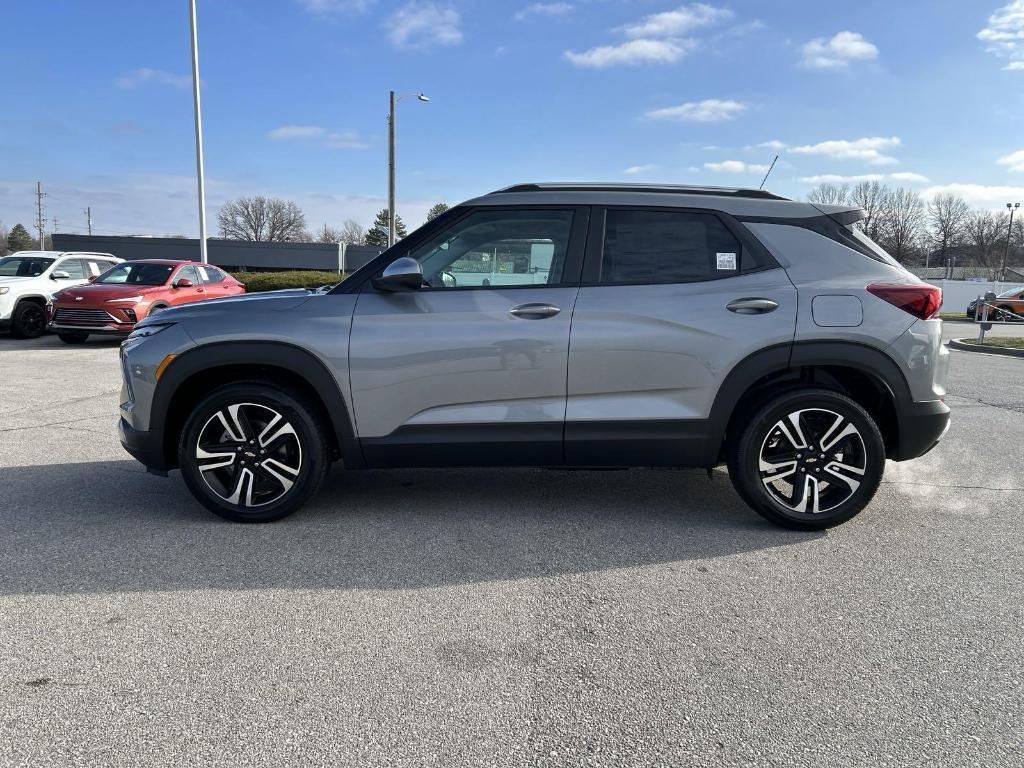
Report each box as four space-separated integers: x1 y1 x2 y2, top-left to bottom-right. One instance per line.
408 209 574 288
56 259 87 279
601 210 741 284
97 263 174 286
0 257 55 276
197 265 226 284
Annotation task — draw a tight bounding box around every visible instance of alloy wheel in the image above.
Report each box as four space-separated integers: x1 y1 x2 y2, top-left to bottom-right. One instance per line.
195 403 303 507
758 408 867 515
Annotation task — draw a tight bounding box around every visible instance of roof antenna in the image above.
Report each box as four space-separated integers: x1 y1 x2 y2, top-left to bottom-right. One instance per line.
759 155 779 190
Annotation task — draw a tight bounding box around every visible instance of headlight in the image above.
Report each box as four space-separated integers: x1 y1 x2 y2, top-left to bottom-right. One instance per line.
107 296 143 304
127 322 174 340
0 287 9 295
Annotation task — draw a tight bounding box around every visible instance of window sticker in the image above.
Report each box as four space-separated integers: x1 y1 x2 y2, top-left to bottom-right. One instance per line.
716 252 737 270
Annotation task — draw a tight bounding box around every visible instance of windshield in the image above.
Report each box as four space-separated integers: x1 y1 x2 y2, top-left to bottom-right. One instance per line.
96 263 174 286
998 286 1024 298
0 256 55 277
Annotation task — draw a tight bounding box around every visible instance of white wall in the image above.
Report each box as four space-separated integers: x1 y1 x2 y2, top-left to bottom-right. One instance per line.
922 279 1021 313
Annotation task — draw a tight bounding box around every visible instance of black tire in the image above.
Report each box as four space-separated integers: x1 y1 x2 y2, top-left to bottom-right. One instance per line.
148 304 168 316
58 332 89 344
727 388 885 531
10 301 47 338
178 381 330 523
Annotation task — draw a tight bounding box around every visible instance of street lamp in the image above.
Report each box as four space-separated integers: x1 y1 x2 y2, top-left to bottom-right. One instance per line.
1001 202 1020 285
188 0 208 263
387 91 430 247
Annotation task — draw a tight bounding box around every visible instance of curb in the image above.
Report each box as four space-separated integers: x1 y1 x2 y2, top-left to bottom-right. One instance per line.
948 338 1024 358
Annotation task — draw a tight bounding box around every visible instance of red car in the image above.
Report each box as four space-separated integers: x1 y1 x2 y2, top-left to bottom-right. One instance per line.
47 259 245 343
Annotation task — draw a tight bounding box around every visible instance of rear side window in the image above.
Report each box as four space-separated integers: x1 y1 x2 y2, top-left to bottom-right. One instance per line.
57 259 87 279
197 265 226 284
600 210 741 284
802 217 902 268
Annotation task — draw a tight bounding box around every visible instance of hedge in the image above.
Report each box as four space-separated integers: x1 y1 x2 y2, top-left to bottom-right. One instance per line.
230 271 346 292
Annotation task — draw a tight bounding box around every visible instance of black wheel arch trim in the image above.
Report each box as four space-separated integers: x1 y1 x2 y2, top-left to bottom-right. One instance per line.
151 340 363 470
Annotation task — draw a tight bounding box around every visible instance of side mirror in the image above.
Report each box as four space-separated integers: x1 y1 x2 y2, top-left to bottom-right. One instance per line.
51 271 71 280
372 257 423 292
173 278 194 288
87 275 97 283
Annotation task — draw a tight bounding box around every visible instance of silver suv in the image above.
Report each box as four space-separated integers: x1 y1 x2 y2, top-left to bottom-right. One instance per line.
118 184 950 529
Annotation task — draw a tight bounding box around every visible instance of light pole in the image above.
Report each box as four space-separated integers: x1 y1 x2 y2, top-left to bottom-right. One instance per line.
1001 202 1019 285
387 91 429 247
189 0 209 263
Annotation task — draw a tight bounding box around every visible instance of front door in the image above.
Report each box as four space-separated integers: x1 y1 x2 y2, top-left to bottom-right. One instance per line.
350 206 588 467
566 207 798 466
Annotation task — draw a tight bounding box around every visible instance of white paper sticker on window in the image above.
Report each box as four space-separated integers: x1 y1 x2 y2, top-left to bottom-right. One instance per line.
716 252 737 270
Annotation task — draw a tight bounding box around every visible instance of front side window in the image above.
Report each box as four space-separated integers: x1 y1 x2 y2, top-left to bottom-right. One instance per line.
600 210 742 284
175 266 200 284
407 209 574 289
96 263 174 286
0 256 55 277
56 259 87 279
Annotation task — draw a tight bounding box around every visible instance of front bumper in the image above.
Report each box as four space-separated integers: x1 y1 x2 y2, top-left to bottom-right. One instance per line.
895 399 950 461
50 322 133 336
119 416 169 474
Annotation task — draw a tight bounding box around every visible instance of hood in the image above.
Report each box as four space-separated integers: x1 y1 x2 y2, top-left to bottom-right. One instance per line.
133 288 313 328
54 283 163 303
0 275 36 285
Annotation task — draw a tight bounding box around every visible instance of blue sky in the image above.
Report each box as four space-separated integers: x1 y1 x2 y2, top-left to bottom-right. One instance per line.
3 0 1024 238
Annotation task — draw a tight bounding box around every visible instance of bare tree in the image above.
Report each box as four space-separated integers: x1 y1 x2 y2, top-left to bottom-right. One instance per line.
849 181 890 240
806 183 850 206
962 210 1005 270
217 196 308 242
339 219 366 245
316 223 344 243
879 187 924 264
926 193 969 268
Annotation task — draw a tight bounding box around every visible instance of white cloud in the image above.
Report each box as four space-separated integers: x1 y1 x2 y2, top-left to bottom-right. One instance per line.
324 131 369 149
998 149 1024 172
800 172 927 184
623 164 656 175
565 38 692 67
564 2 731 68
267 125 327 140
705 160 770 174
515 2 572 21
116 68 192 89
644 98 746 122
790 136 901 165
800 31 878 70
978 1 1024 70
387 2 462 49
922 183 1024 210
620 3 732 38
758 140 788 151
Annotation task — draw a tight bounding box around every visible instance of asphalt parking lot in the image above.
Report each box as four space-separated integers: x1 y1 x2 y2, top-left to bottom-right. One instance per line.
0 324 1021 767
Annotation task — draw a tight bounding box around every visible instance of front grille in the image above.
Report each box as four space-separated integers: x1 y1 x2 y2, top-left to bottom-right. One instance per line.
53 307 118 326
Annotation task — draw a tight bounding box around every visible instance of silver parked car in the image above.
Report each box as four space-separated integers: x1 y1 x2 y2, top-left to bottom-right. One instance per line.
118 184 949 529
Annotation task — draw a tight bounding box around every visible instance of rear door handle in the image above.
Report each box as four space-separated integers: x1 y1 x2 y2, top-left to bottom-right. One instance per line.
726 297 778 315
509 303 561 319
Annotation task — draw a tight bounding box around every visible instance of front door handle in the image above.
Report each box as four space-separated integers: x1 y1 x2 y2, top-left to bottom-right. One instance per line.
509 303 561 319
726 297 778 315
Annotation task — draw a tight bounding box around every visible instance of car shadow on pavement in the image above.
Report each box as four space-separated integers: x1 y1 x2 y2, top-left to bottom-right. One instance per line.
0 460 820 595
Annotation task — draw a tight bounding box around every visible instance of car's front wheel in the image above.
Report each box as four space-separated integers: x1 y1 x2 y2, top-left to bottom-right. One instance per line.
178 382 330 523
728 389 885 530
10 301 47 338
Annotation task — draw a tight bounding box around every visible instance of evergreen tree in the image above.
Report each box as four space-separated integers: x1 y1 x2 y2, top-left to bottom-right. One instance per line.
365 209 407 246
426 202 449 222
6 223 33 253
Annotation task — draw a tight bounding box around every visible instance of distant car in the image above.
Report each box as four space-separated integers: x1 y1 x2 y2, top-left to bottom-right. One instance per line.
47 259 245 343
966 286 1024 320
0 251 121 338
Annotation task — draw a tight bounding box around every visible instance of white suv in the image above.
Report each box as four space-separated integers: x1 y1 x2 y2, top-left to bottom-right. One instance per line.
0 251 121 338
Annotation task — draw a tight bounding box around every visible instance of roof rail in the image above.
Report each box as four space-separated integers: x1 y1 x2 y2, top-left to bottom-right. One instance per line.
490 182 789 201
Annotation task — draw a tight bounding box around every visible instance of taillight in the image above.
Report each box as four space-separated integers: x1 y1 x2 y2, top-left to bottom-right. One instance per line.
866 283 942 320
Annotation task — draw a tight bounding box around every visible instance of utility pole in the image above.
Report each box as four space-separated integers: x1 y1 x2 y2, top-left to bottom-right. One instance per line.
387 90 396 248
84 206 92 235
52 216 58 236
189 0 209 263
1001 202 1020 285
35 181 46 251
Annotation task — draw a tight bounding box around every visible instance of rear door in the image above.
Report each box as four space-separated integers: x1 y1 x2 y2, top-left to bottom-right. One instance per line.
565 206 797 466
53 258 90 288
349 206 588 467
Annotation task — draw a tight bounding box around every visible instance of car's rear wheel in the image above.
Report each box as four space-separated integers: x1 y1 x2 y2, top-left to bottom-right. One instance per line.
728 389 885 530
10 301 46 338
178 382 330 523
58 332 89 344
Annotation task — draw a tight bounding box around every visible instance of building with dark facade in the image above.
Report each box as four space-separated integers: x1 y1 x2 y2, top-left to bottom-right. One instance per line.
50 234 384 273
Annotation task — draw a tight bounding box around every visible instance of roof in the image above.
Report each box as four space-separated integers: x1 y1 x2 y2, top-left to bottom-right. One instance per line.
124 259 193 265
463 182 825 219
